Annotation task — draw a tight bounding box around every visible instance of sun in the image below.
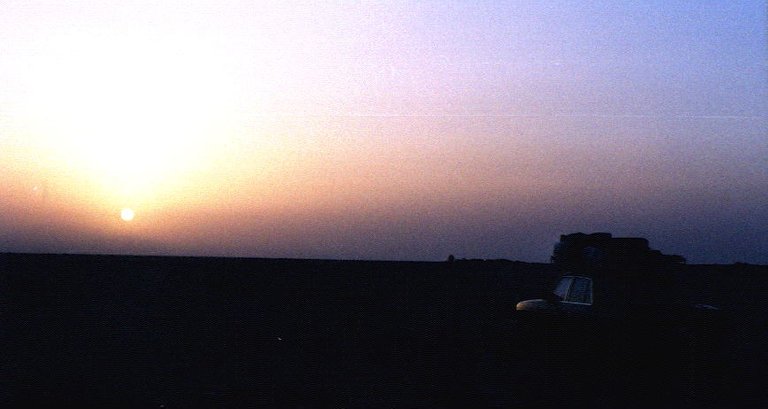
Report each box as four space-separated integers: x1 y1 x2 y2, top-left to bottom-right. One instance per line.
120 208 135 222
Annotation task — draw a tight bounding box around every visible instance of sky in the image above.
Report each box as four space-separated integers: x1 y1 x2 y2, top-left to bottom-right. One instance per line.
0 1 766 264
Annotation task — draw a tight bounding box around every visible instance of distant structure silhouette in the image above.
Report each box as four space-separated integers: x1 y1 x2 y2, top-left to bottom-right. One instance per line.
551 232 686 273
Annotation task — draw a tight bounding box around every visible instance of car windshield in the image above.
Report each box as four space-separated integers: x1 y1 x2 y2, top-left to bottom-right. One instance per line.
554 277 574 299
566 277 592 304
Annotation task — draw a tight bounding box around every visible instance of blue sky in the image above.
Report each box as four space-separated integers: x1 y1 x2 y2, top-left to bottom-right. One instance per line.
0 1 766 263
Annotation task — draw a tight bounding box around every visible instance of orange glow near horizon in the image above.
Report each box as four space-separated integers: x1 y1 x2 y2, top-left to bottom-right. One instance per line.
0 2 765 263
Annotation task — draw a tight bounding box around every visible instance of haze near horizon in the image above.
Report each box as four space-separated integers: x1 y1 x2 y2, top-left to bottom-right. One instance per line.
0 1 766 263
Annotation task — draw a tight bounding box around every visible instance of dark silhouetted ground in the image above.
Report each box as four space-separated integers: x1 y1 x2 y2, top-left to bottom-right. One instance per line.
0 253 764 407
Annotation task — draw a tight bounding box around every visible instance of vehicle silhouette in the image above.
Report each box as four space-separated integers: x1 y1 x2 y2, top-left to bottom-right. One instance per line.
513 233 724 407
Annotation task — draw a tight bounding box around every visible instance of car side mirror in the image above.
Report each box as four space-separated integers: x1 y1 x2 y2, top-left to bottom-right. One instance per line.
542 290 562 303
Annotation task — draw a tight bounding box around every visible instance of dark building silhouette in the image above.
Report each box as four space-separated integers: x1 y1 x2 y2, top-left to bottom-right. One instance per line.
551 232 686 272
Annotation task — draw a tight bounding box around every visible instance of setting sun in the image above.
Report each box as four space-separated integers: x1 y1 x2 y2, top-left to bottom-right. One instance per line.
0 1 764 264
121 208 135 222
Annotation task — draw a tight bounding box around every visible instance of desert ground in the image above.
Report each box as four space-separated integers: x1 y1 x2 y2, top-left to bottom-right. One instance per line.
0 253 765 407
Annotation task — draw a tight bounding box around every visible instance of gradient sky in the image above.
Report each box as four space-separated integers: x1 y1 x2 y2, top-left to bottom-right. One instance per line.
1 1 766 263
